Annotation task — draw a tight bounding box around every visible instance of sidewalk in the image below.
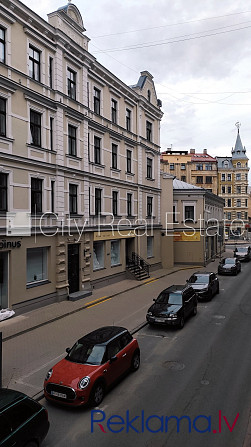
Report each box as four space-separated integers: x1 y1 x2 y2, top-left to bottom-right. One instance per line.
0 254 228 342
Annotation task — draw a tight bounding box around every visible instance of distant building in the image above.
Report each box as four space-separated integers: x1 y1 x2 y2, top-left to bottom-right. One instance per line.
217 127 249 238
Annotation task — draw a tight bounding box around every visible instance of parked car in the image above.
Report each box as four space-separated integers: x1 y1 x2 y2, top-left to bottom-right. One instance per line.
187 272 219 301
0 388 49 447
218 257 241 275
146 285 197 329
233 246 251 262
44 326 140 407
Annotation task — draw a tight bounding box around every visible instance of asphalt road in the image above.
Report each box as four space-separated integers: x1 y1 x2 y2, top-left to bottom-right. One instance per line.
37 260 251 447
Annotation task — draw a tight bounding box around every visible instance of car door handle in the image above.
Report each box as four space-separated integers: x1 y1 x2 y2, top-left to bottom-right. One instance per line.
103 369 107 373
122 353 127 357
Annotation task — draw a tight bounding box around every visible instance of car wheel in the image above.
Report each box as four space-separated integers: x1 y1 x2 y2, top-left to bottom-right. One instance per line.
234 270 238 276
90 382 105 407
216 284 220 294
179 316 185 329
207 290 213 301
131 350 140 372
192 305 197 316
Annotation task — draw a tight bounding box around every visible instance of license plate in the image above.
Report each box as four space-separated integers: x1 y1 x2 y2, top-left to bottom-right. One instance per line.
51 391 67 399
154 318 165 323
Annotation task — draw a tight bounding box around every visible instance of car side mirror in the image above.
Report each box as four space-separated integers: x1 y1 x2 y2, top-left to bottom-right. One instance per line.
66 347 71 353
153 298 156 301
109 355 118 364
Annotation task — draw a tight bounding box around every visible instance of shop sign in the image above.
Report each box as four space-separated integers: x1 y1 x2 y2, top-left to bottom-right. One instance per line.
0 239 21 249
94 230 135 241
174 231 200 242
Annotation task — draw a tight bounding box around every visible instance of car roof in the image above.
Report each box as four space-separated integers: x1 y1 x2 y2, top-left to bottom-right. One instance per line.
0 388 27 412
78 326 128 345
192 272 213 276
160 285 188 294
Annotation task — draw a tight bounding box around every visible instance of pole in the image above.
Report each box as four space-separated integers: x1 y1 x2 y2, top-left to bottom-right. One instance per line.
0 332 2 388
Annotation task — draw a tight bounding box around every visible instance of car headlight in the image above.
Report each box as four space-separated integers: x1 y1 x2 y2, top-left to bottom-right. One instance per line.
78 376 90 389
170 313 177 318
45 369 53 381
147 312 152 316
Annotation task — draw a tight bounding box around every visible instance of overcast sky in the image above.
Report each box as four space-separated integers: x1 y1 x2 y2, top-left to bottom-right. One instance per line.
21 0 251 182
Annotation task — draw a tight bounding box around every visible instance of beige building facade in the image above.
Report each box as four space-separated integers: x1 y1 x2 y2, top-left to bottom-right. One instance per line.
0 0 164 313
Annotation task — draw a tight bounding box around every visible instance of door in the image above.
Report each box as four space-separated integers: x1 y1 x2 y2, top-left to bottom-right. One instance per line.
125 238 134 266
68 244 79 294
0 252 8 309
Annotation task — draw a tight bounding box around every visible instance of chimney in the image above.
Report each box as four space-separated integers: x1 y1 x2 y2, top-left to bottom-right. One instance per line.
203 149 207 154
190 148 195 154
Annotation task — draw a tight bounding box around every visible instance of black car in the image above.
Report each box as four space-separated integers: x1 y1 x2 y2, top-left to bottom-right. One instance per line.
234 246 251 262
146 285 197 329
218 257 241 275
187 272 219 301
0 388 49 447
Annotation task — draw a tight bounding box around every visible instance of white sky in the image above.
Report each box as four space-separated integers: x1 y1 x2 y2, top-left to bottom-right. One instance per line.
21 0 251 182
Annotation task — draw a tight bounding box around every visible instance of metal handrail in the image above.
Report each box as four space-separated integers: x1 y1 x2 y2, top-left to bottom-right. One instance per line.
131 252 150 276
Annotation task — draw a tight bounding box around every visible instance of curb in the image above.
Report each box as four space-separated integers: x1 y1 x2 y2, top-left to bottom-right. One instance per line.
2 265 203 343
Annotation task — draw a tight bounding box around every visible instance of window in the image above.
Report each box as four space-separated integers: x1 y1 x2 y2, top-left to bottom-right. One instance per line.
69 184 78 214
245 212 248 220
227 212 231 220
237 199 241 207
0 98 6 137
112 191 118 216
147 236 153 258
206 176 212 184
50 117 54 150
236 173 241 181
126 109 131 131
184 205 194 221
127 193 132 217
227 186 231 194
227 198 231 207
196 164 203 171
237 212 242 219
221 173 226 181
205 164 212 171
0 173 8 212
49 57 53 89
147 157 153 179
147 89 151 102
224 160 229 168
236 186 241 194
222 186 225 194
29 46 40 82
67 68 76 100
111 144 118 169
27 247 47 284
111 240 120 266
31 178 42 213
94 88 101 114
181 163 186 170
146 121 152 142
237 162 241 168
30 110 41 147
147 196 153 217
196 176 203 184
111 99 117 124
0 27 5 64
68 125 77 156
227 173 232 181
51 180 55 213
95 188 102 215
93 241 104 270
94 136 101 164
181 176 186 182
245 199 248 207
127 150 132 173
170 163 174 170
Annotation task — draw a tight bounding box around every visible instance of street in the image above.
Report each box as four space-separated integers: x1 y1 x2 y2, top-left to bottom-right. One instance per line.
2 253 251 446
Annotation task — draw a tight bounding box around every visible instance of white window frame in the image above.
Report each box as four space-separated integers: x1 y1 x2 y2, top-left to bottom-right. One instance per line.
183 201 196 222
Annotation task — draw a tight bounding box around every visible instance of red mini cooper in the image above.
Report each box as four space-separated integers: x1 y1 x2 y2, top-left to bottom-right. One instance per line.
44 326 140 407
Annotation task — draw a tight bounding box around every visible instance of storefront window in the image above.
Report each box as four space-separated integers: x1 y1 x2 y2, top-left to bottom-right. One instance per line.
27 247 48 284
93 241 104 270
147 236 154 258
111 240 120 266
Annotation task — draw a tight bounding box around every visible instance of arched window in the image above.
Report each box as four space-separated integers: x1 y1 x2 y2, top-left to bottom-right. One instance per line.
237 162 241 168
224 160 229 168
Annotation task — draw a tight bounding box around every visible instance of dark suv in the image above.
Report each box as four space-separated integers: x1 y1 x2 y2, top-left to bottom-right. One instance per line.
0 388 49 447
234 246 251 262
146 285 198 329
187 272 219 301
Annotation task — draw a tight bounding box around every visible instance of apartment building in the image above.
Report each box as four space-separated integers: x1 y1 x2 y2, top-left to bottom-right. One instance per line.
217 128 249 238
161 148 218 194
0 0 163 313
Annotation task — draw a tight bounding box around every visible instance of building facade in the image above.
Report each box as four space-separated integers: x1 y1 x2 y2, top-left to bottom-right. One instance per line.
217 128 249 238
0 0 163 313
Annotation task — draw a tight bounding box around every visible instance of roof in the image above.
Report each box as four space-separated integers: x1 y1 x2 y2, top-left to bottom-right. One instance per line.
79 326 127 345
191 154 217 162
232 129 248 159
173 178 203 190
216 157 234 169
0 389 26 411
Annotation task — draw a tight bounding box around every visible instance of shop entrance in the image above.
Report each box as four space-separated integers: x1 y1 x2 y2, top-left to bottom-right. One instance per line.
0 252 8 309
125 238 134 266
68 244 79 294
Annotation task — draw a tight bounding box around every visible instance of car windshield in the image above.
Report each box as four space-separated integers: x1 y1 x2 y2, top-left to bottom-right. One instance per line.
224 258 235 265
156 291 183 305
66 342 106 365
236 248 247 253
190 275 209 284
